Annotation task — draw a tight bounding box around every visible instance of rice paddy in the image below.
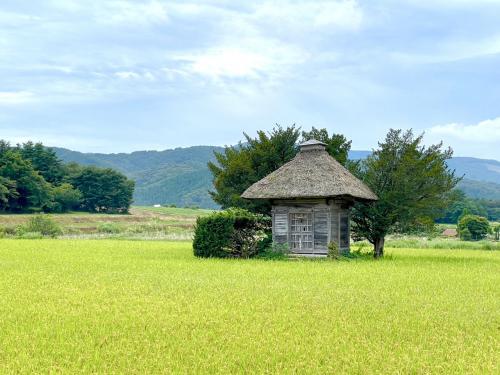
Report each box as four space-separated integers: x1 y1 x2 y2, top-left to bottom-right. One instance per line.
0 239 498 373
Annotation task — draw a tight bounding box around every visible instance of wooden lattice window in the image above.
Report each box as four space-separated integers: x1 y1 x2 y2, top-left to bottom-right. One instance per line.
290 212 313 251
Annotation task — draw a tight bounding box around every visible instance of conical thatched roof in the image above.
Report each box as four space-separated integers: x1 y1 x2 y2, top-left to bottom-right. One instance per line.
241 140 377 201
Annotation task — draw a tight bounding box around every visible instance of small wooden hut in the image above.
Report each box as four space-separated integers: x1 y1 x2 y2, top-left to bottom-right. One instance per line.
242 140 377 256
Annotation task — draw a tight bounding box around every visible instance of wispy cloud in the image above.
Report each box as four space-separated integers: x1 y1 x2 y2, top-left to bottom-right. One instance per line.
47 0 169 25
429 117 500 143
1 0 500 156
391 35 500 64
0 91 35 105
252 0 363 31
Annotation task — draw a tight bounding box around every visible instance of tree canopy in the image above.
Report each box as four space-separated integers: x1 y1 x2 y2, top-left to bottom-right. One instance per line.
436 189 488 223
457 214 490 241
208 125 352 214
71 166 135 213
0 140 135 213
351 129 460 257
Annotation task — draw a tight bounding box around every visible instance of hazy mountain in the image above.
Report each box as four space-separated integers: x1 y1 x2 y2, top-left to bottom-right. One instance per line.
54 146 500 208
54 146 224 208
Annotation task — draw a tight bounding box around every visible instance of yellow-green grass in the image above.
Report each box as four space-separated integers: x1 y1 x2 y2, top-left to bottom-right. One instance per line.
0 240 498 374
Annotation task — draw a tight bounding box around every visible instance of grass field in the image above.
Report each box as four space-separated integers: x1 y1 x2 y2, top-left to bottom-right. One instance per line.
0 239 498 373
0 206 213 240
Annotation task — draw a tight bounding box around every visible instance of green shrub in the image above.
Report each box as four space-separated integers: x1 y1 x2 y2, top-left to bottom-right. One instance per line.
193 208 270 258
459 227 472 241
17 215 62 238
458 215 490 241
97 222 122 234
327 241 340 259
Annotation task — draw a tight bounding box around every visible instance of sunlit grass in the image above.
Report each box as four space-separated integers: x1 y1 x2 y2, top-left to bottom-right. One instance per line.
0 239 498 373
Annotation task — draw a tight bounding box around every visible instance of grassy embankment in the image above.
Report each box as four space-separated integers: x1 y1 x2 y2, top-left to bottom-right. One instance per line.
0 240 498 373
0 206 213 240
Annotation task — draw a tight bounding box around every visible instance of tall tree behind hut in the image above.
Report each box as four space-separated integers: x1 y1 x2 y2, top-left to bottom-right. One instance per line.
208 125 352 215
351 129 461 258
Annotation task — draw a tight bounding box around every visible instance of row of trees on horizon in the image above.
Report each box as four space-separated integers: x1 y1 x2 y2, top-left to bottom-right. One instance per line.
0 141 134 213
1 126 497 257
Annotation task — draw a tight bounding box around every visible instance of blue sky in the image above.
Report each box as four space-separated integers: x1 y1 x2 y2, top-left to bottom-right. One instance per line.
1 0 500 159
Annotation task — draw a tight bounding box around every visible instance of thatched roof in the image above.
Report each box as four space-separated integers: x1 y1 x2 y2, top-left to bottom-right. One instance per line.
242 140 377 201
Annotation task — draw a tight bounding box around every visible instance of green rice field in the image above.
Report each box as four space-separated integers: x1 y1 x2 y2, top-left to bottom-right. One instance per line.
0 239 498 373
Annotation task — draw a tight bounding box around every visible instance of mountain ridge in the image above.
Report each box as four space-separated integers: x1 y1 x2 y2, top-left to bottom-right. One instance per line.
53 146 500 207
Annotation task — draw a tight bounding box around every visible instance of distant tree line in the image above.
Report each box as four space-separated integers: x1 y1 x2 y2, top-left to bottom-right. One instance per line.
0 140 134 213
437 189 499 222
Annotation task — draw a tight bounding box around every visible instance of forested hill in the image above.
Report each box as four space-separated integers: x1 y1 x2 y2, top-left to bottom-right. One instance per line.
54 146 224 208
54 146 500 208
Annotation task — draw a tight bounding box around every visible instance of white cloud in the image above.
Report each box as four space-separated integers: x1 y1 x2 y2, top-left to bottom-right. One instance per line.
102 1 169 25
175 38 308 82
0 91 35 105
253 0 363 31
115 71 156 81
392 34 500 64
428 117 500 143
48 0 169 25
179 48 271 79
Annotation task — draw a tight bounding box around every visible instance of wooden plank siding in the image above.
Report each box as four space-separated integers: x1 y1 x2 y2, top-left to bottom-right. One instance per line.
271 198 351 256
313 210 329 250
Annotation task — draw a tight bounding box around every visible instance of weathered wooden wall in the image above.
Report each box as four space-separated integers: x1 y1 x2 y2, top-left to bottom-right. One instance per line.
271 198 351 255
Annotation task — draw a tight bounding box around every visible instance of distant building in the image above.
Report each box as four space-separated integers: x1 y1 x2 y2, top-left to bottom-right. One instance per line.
153 204 161 208
441 228 458 237
242 140 377 256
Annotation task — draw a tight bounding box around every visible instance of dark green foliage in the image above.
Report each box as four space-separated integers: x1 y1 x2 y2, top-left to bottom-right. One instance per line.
18 142 65 184
0 144 53 212
0 140 135 214
209 125 300 214
71 166 134 213
301 127 351 165
208 125 352 214
51 183 82 213
193 208 271 258
17 215 62 238
437 190 488 223
0 176 18 210
458 215 490 241
351 129 460 258
478 199 500 222
493 225 500 241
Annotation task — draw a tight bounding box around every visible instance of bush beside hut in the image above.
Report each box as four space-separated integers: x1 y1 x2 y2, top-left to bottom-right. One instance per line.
193 208 271 258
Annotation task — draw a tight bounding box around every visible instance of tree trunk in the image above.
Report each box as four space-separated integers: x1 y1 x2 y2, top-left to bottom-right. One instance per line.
373 237 385 258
